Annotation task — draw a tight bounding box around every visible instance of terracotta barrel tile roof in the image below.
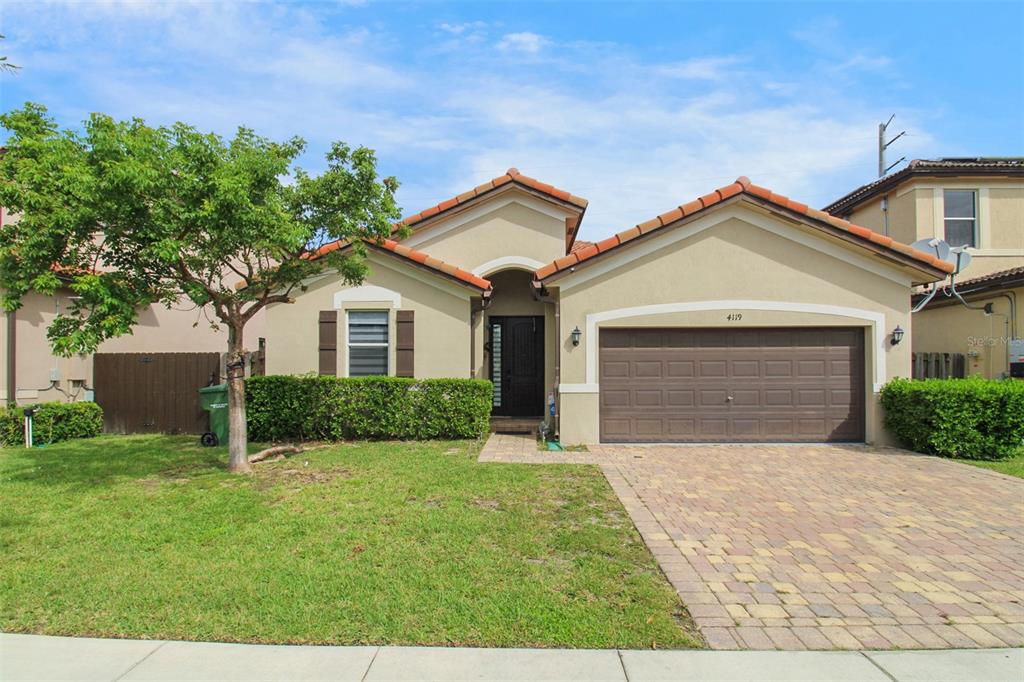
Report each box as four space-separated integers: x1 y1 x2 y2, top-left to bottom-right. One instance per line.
309 237 491 291
398 167 588 229
369 239 492 291
569 239 595 254
534 177 955 282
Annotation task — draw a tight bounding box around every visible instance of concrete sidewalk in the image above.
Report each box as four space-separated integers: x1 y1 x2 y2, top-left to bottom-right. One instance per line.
2 634 1022 682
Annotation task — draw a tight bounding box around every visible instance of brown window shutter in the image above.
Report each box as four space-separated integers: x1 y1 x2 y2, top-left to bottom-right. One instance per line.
396 310 414 378
318 310 337 376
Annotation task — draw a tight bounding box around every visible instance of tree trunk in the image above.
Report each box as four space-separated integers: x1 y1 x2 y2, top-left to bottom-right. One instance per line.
226 324 251 474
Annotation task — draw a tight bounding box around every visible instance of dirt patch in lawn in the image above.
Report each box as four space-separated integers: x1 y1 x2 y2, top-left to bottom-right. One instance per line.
253 464 352 488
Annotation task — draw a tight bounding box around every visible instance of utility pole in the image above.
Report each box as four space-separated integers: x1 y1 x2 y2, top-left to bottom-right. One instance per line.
878 114 907 177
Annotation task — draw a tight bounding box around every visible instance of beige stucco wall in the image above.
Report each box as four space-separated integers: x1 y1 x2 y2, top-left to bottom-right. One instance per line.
846 189 921 247
1 290 93 405
845 179 1024 280
406 190 573 273
0 289 259 406
98 303 266 353
264 251 473 378
552 209 918 445
912 285 1023 379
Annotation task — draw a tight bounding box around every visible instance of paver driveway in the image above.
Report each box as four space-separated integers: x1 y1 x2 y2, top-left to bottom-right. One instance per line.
480 436 1024 651
592 443 1024 651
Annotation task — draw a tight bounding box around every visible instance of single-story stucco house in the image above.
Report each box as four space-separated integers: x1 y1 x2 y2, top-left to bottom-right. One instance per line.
264 169 953 446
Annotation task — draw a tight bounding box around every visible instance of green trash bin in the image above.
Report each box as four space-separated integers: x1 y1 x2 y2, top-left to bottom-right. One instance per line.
199 384 229 447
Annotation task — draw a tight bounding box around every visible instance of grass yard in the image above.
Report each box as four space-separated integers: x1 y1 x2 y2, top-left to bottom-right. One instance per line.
0 436 699 649
963 449 1024 479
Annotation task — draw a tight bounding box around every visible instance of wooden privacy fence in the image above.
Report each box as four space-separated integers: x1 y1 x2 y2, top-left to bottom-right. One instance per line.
93 352 221 434
911 352 966 380
94 349 267 434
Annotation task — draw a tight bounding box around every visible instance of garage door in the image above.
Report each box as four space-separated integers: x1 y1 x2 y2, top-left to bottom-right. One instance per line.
599 328 864 443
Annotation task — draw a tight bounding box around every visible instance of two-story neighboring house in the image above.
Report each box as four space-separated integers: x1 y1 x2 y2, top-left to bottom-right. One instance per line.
825 158 1024 379
1 206 265 433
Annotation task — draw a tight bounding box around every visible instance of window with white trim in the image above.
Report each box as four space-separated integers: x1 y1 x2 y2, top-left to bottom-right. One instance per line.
943 189 977 248
347 310 389 376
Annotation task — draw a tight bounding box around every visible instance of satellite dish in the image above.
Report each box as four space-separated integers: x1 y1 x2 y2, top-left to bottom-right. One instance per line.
911 237 951 264
949 246 972 274
912 238 973 275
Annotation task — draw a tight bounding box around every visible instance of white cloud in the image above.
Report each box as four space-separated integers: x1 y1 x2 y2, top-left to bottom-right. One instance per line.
1 3 937 240
496 32 548 55
439 21 487 36
655 56 745 80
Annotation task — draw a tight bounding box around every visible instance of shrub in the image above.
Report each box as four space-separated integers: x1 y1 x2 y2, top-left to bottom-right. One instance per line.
246 375 492 442
0 401 104 447
880 377 1024 460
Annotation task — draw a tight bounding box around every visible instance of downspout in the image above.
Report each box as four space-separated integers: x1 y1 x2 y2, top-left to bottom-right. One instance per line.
990 292 1017 377
553 289 560 440
5 308 15 405
881 195 889 236
533 281 559 439
470 292 492 378
1 205 11 405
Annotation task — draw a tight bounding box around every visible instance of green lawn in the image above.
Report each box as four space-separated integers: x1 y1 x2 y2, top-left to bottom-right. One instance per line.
0 436 699 649
962 449 1024 479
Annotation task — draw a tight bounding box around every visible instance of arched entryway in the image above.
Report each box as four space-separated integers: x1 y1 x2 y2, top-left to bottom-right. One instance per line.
484 269 550 419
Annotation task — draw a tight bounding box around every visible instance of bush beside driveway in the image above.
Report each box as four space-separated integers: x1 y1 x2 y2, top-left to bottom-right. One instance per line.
0 435 700 649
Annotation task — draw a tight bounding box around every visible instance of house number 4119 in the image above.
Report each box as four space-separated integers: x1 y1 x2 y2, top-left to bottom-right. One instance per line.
726 313 743 321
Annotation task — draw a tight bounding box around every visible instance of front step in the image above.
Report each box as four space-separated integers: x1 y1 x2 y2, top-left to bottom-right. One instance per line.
489 417 543 434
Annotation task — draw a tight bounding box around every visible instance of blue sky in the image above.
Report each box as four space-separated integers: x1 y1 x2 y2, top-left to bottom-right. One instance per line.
2 1 1022 242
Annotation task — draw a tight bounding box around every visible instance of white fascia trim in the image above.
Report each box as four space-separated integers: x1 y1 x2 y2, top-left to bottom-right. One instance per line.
472 256 546 276
333 285 401 309
370 255 474 301
404 192 576 249
584 300 888 392
554 205 913 291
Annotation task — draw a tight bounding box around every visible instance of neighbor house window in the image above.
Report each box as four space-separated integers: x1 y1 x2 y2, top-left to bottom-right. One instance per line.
943 190 977 248
347 310 389 376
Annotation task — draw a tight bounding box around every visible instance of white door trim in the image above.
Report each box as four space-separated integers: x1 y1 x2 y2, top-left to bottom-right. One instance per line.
569 300 887 392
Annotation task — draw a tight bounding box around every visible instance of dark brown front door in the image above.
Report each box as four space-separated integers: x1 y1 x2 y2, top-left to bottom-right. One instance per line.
599 327 865 443
490 316 544 417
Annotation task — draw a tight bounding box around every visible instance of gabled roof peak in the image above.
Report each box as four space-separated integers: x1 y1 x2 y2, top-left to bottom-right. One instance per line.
397 167 587 230
535 177 954 282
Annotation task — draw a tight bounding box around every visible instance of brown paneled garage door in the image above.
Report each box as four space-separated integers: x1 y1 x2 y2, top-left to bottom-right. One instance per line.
599 328 865 443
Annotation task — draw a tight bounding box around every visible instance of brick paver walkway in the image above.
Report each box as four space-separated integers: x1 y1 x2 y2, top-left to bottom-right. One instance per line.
480 435 1024 651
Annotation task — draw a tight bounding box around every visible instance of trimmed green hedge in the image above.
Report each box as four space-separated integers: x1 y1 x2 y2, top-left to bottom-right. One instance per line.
0 401 104 447
246 375 492 442
880 377 1024 460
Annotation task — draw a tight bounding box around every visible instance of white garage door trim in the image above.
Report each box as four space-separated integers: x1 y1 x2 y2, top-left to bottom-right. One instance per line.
558 300 886 393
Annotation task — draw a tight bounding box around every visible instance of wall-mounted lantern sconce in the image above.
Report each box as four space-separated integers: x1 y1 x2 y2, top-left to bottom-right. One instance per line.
570 326 582 347
890 325 904 346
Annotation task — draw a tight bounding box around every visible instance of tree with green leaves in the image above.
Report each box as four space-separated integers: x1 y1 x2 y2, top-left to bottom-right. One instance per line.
0 103 401 472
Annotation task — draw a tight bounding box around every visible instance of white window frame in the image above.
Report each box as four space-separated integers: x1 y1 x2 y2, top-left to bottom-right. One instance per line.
346 310 390 377
942 189 978 248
